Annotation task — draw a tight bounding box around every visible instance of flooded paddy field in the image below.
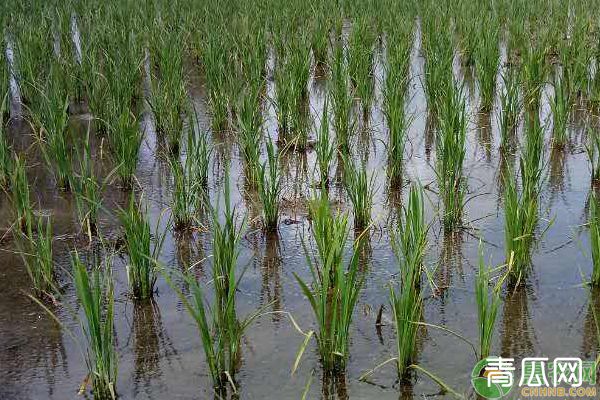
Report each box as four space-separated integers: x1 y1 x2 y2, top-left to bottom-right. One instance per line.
2 0 600 399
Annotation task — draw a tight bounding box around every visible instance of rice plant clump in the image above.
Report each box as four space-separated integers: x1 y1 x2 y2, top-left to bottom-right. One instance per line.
587 128 600 185
474 21 500 111
10 155 33 232
274 34 310 148
169 111 211 230
475 243 501 359
17 215 54 299
258 139 281 231
295 194 364 373
237 85 263 187
73 127 101 237
343 158 376 231
149 26 188 154
589 193 600 286
436 81 467 231
29 67 72 190
166 172 258 393
72 250 118 400
384 26 412 187
118 194 166 300
330 42 354 153
390 184 427 378
499 67 521 150
315 99 335 189
109 108 142 189
348 18 376 118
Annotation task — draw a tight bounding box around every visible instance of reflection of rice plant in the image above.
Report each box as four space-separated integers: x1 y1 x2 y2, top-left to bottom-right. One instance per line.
258 139 281 231
343 158 376 231
589 194 600 286
294 194 363 373
436 82 467 231
17 215 54 299
0 93 12 188
475 243 501 359
549 74 570 149
119 195 166 301
72 250 118 400
390 184 426 378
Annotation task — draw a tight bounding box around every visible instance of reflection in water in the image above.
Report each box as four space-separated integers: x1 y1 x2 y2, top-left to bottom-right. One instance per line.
261 233 282 323
436 231 464 303
424 112 436 163
476 110 492 163
500 286 537 359
355 228 372 273
581 288 600 359
548 147 568 203
321 371 349 400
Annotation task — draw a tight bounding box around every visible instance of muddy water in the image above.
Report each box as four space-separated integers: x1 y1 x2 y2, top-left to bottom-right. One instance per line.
1 31 598 400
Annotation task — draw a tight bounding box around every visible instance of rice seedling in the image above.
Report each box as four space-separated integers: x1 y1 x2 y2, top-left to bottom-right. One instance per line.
521 116 544 202
587 128 600 185
436 81 467 231
330 41 354 153
294 194 363 373
475 243 501 359
348 18 376 118
201 33 231 133
73 127 101 238
0 92 12 188
549 74 570 149
521 43 547 111
384 26 411 187
310 15 329 69
499 67 521 150
10 154 32 232
108 108 142 189
148 26 187 154
236 83 263 187
118 194 166 301
16 214 54 299
29 68 72 191
503 169 537 285
589 193 600 287
169 109 211 230
343 158 376 231
274 34 311 149
474 21 499 111
165 170 264 393
72 250 118 400
421 21 453 116
390 184 427 378
258 139 281 232
314 99 335 189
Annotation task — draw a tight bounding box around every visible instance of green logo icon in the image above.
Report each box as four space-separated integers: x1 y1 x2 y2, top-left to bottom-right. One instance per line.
471 358 513 399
